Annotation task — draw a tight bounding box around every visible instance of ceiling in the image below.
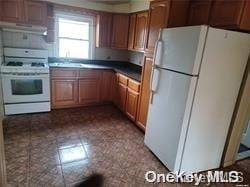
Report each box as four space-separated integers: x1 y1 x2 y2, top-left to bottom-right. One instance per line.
88 0 130 4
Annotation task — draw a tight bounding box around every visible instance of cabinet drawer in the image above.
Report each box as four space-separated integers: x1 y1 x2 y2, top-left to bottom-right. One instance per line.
118 74 128 85
51 69 78 79
79 70 101 79
128 79 140 92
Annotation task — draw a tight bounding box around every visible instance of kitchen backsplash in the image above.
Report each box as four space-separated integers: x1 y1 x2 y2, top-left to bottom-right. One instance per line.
0 30 144 65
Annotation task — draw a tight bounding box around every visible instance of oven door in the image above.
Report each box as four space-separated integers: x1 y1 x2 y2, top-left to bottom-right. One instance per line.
1 73 50 104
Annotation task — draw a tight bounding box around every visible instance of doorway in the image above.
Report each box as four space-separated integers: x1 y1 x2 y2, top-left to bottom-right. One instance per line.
237 113 250 160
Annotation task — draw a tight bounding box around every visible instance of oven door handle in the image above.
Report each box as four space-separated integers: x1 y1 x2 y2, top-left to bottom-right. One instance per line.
1 73 49 78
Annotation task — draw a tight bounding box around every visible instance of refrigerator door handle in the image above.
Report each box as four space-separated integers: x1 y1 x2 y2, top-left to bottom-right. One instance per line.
151 68 160 93
154 41 163 67
153 29 164 67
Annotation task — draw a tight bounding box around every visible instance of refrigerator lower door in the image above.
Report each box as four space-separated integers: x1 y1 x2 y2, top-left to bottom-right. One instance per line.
145 68 197 171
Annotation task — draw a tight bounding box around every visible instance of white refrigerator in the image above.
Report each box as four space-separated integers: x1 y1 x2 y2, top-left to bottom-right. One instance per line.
144 25 250 173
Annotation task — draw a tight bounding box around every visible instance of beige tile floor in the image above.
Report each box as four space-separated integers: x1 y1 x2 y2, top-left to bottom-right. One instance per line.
3 105 250 187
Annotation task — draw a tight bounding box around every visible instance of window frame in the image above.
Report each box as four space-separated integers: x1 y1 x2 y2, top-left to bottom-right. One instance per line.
55 12 95 59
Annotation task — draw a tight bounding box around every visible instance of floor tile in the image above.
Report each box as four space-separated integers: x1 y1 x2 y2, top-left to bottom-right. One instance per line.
59 145 88 164
29 165 64 187
3 105 250 187
62 159 92 185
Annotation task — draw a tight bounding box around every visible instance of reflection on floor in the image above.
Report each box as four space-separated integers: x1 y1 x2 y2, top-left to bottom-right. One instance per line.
3 105 250 186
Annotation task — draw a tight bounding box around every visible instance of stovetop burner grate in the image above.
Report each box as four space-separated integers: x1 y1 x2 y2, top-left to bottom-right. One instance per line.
6 62 23 66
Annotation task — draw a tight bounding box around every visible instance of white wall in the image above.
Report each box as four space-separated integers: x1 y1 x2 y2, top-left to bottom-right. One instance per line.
41 0 114 12
43 0 150 13
1 31 129 61
129 0 150 12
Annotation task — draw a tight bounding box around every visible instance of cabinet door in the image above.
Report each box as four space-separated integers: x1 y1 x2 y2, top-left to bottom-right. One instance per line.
188 0 212 26
128 14 136 50
145 0 170 53
126 89 139 121
24 0 47 26
210 0 245 28
117 83 127 112
111 14 130 49
96 12 113 48
101 71 114 102
0 0 23 22
136 57 153 129
134 11 148 52
52 80 78 108
78 79 101 104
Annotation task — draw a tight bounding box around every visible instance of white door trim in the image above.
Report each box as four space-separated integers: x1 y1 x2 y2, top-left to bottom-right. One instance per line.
223 62 250 167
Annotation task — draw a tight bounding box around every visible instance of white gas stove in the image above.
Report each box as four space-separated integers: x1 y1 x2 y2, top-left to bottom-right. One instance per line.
1 48 51 115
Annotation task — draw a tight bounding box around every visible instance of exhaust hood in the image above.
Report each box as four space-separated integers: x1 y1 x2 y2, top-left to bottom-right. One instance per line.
0 21 47 35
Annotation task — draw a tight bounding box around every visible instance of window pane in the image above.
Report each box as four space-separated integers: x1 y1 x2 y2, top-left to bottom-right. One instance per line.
59 39 89 59
59 18 89 40
11 80 43 95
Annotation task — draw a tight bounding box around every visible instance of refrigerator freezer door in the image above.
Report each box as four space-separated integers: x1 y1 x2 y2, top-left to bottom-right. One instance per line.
180 28 250 172
145 69 198 171
159 26 208 75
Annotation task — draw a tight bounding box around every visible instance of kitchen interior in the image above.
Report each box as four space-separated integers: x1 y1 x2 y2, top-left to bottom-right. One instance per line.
0 0 250 186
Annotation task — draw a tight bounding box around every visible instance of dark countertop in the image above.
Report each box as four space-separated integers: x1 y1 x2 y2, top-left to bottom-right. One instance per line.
48 58 142 82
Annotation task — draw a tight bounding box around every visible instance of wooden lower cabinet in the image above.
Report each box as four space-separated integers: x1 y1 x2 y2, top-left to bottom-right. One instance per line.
51 79 78 108
51 69 142 128
125 89 139 121
101 71 114 102
78 79 101 104
117 83 127 112
51 68 107 108
136 56 153 130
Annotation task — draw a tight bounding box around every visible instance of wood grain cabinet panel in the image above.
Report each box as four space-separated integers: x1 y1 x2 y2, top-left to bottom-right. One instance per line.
145 0 170 53
51 69 78 79
209 0 245 28
96 12 113 48
188 0 212 26
134 11 148 52
52 79 78 107
111 14 130 49
126 89 139 121
101 71 114 102
117 83 127 112
128 14 136 50
136 56 153 130
78 79 101 104
24 0 47 26
0 0 23 22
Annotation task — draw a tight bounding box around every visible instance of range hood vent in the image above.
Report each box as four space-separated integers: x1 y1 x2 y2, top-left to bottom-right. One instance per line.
0 21 47 35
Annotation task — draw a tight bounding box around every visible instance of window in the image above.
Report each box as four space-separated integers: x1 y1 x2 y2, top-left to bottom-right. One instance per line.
56 14 94 59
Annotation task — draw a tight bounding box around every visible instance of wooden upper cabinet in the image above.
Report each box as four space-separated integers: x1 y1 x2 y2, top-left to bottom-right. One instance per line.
24 0 47 26
134 11 148 52
0 0 47 26
0 0 23 22
209 0 245 28
96 12 113 48
145 0 170 53
240 0 250 30
188 0 212 26
111 14 130 49
128 14 136 50
136 56 153 130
